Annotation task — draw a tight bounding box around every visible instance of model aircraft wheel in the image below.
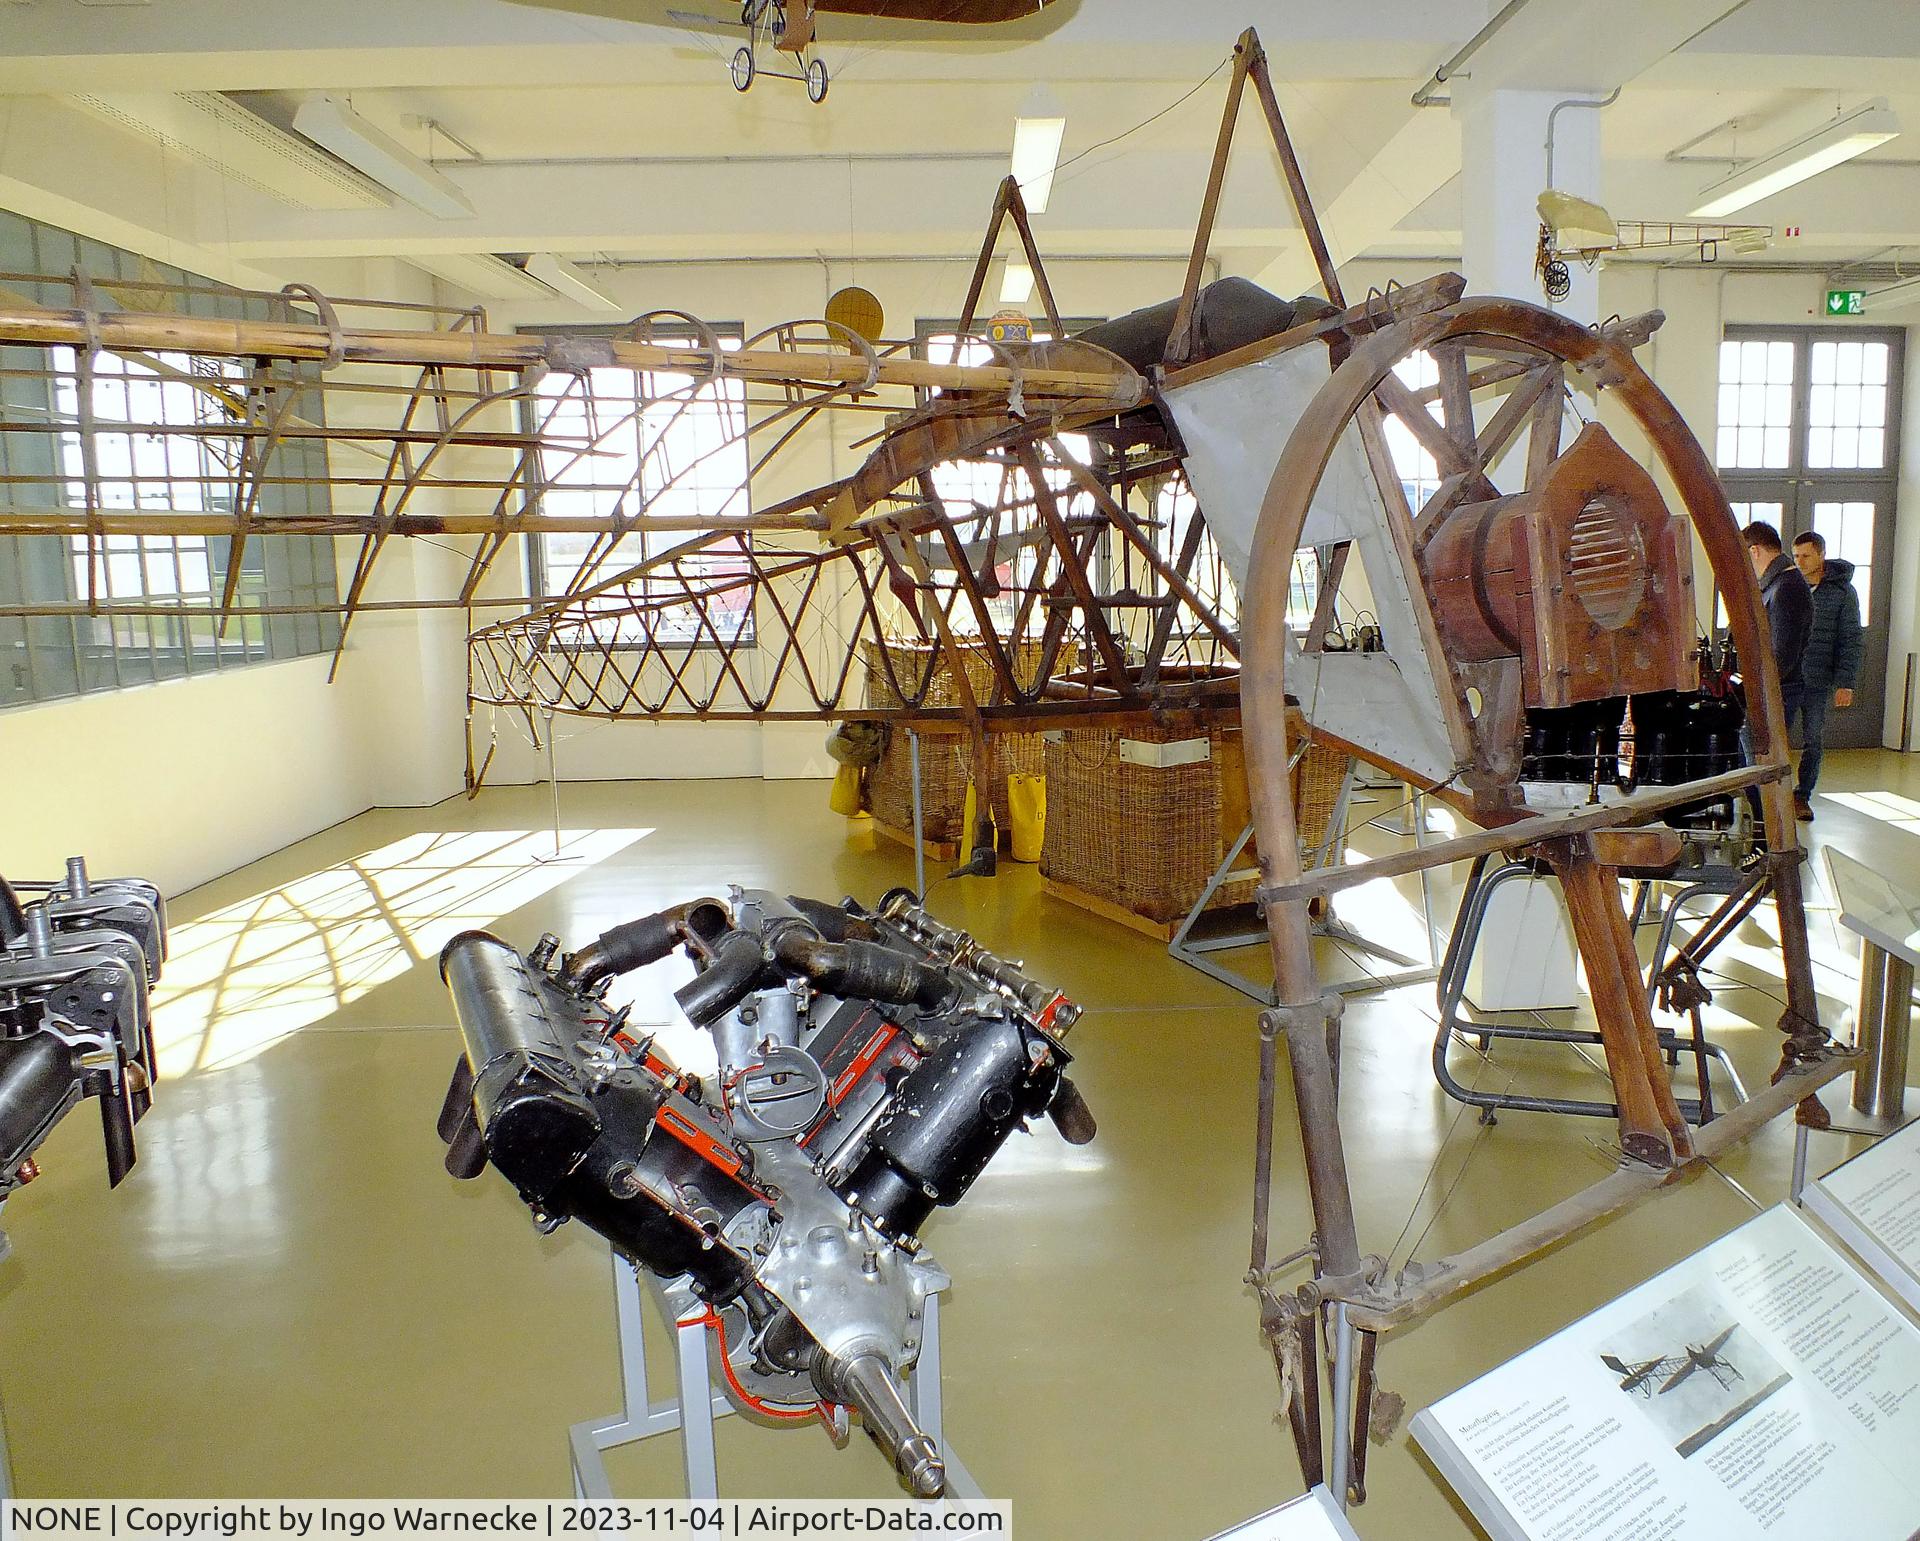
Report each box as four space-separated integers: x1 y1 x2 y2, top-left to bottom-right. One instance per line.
731 46 755 91
806 58 829 103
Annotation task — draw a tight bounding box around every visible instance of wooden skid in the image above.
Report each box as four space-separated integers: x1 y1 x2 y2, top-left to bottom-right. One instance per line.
1040 876 1186 942
868 817 960 863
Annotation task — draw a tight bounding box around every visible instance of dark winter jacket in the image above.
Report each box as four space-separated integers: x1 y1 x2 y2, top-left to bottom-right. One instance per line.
1757 552 1813 688
1802 558 1864 690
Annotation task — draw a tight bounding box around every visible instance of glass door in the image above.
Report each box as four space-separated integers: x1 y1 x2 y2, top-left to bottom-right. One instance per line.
1716 327 1902 748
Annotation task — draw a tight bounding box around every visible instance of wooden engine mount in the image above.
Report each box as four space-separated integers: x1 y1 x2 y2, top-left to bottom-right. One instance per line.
1421 422 1697 711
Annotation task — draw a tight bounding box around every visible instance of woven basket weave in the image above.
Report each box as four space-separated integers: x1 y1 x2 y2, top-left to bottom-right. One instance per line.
1041 713 1347 925
860 639 1045 842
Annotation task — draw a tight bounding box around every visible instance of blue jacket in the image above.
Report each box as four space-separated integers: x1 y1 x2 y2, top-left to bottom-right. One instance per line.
1757 552 1813 687
1803 557 1864 690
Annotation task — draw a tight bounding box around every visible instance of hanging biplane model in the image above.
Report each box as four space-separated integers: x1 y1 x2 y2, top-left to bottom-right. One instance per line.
0 24 1854 1517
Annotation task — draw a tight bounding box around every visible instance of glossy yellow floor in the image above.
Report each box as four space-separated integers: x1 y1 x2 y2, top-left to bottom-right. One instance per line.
1 756 1910 1537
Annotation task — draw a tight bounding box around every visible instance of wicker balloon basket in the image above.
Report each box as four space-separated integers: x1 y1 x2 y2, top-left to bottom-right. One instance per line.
858 639 1046 847
1040 711 1346 931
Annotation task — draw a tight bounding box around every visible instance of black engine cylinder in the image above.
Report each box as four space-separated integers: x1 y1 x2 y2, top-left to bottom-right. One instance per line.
835 1018 1054 1233
0 1033 83 1167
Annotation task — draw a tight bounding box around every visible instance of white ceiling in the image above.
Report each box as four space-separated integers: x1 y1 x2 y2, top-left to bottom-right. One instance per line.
5 0 1920 304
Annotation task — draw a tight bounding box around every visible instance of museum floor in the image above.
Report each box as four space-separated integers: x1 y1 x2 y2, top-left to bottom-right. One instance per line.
3 751 1913 1537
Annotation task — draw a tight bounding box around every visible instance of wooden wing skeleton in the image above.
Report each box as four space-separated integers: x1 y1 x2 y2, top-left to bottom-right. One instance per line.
0 26 1852 1512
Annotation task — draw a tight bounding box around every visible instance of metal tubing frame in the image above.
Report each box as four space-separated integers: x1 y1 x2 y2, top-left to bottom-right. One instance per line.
1167 788 1438 1005
1429 858 1749 1126
568 1250 980 1502
1852 942 1914 1125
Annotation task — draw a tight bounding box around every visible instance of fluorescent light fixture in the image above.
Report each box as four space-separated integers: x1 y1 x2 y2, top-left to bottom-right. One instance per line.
68 93 387 211
1690 99 1899 219
407 253 553 302
524 253 624 313
1865 273 1920 312
292 94 476 220
1011 84 1066 214
1000 259 1035 306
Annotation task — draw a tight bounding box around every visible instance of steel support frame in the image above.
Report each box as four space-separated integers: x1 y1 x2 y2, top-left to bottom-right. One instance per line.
1167 772 1438 1005
567 1250 980 1503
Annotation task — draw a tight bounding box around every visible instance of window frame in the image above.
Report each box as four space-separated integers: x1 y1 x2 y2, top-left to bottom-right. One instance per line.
1 213 341 712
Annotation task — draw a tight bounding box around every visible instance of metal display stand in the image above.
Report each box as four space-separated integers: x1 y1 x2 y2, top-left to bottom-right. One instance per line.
1850 944 1914 1129
1202 1484 1362 1539
569 1251 980 1501
1169 771 1439 1004
1816 849 1917 1138
1431 855 1749 1128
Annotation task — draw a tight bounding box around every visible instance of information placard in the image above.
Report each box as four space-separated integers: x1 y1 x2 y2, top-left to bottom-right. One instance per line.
1202 1486 1360 1540
1802 1116 1920 1315
1411 1205 1920 1540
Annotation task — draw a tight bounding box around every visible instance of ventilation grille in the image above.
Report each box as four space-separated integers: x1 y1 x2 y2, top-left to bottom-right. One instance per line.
1566 493 1647 631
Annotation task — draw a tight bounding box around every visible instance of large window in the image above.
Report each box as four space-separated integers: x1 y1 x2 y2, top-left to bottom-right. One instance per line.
0 209 341 708
1383 349 1445 512
910 323 1106 637
1716 325 1902 749
524 329 753 646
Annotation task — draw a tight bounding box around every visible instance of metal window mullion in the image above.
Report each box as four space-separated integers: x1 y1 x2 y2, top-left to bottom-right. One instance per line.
10 534 45 704
521 374 558 600
71 340 105 617
1790 332 1814 485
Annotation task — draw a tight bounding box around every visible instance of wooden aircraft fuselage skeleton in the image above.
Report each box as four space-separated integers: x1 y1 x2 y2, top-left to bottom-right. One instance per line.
0 24 1849 1516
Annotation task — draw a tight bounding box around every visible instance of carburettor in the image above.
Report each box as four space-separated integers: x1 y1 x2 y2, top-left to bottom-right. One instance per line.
0 857 166 1237
437 886 1092 1496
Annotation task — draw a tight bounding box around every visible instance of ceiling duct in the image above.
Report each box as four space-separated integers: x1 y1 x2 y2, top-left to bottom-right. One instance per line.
66 92 389 211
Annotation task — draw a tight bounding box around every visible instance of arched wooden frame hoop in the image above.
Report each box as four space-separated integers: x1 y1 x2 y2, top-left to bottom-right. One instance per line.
1237 297 1850 1498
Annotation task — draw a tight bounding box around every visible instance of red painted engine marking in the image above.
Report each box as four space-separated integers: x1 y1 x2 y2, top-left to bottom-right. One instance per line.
830 1022 899 1105
655 1105 744 1176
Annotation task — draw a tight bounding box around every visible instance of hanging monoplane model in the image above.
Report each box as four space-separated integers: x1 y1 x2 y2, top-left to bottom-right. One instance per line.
653 0 1060 102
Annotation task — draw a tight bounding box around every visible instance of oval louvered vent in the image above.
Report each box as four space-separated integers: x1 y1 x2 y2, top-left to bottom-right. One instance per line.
1567 493 1646 630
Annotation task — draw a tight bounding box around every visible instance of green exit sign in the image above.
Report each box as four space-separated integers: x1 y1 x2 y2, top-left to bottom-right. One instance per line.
1827 288 1868 315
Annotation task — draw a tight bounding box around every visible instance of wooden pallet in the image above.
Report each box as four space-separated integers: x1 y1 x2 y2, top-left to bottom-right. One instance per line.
1043 869 1265 943
870 817 959 862
1041 876 1184 942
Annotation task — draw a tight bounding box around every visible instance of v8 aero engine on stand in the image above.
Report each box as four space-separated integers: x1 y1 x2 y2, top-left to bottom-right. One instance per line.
437 888 1091 1496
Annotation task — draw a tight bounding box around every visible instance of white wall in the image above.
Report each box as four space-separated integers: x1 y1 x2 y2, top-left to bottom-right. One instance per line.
0 654 375 897
1 257 472 902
